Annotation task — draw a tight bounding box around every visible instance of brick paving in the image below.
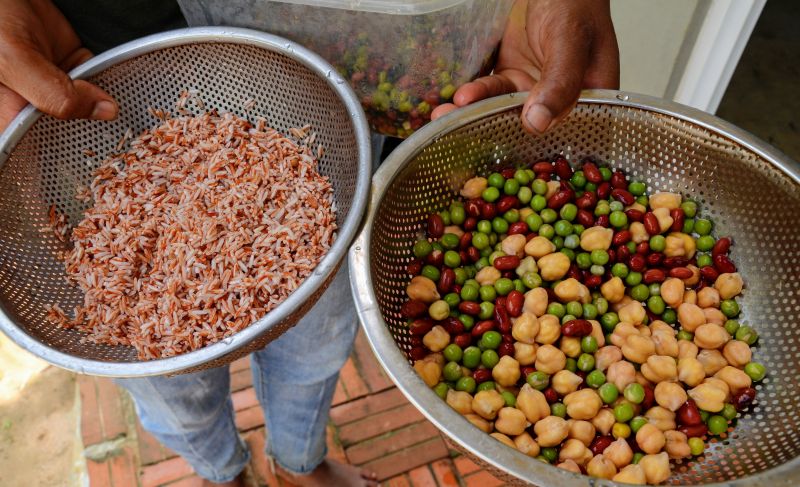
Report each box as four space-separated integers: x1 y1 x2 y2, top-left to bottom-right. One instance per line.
80 329 505 486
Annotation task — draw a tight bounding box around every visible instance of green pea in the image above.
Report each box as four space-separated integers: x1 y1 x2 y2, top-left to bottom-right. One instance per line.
632 452 644 464
694 218 713 236
570 171 586 188
636 195 648 206
443 361 462 381
552 236 564 250
513 169 530 185
745 362 766 381
585 182 597 192
456 376 476 393
577 353 595 372
453 268 468 286
538 224 555 240
560 204 578 222
594 201 611 216
724 319 740 335
551 402 567 418
682 218 695 234
518 186 533 205
480 332 502 351
662 308 677 325
443 250 461 268
482 186 500 202
421 265 440 281
525 213 543 232
600 312 619 332
599 383 619 404
479 285 497 302
433 382 449 399
628 181 646 196
736 325 758 345
564 234 580 250
595 298 609 315
459 314 474 330
561 314 577 325
487 172 504 188
481 349 500 368
443 344 463 363
626 241 637 253
439 210 451 226
624 383 645 404
588 265 603 276
677 330 694 341
477 381 496 392
681 200 698 218
721 403 738 421
462 346 481 368
649 235 666 252
599 167 612 181
522 272 542 289
413 240 433 259
609 201 624 212
477 220 492 235
494 278 514 296
648 283 661 297
492 217 509 234
630 284 650 302
721 299 740 318
625 271 643 286
614 402 635 423
565 357 577 373
566 301 584 318
574 224 586 236
583 303 599 320
707 415 728 435
581 336 599 354
630 416 648 433
611 263 629 278
609 211 628 228
540 208 558 224
532 179 548 195
450 206 466 225
513 279 525 293
504 178 520 195
590 249 610 265
554 220 573 237
696 235 715 252
440 233 458 249
647 296 666 315
699 410 710 423
541 447 558 463
501 390 517 407
695 253 712 268
478 301 495 320
461 285 479 302
444 293 460 309
547 302 566 318
688 437 704 456
586 369 605 388
576 252 592 269
527 371 550 390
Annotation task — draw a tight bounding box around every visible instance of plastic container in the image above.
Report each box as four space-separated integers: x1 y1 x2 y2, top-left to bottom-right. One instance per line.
180 0 514 137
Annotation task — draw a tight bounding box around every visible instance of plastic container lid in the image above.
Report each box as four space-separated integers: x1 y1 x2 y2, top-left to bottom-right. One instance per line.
270 0 474 14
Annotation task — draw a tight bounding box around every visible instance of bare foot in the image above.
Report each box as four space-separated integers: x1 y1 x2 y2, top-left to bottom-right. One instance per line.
276 458 378 487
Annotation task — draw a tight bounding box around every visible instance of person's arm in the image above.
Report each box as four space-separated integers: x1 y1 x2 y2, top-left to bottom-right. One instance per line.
0 0 117 131
431 0 619 135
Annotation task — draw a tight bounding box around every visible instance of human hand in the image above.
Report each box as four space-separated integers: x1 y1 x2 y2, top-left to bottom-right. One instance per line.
431 0 619 135
0 0 118 132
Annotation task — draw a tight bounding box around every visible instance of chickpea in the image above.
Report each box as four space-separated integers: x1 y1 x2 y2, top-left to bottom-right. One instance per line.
492 355 521 387
553 370 583 395
677 303 705 332
649 320 673 335
557 459 581 474
604 437 634 468
545 180 560 199
660 278 685 309
619 301 646 325
516 384 550 423
697 349 729 376
601 276 626 303
554 278 591 304
683 289 697 305
592 408 616 435
664 430 691 459
703 307 727 326
414 360 442 387
464 413 493 433
607 361 637 391
446 390 474 415
649 192 682 210
637 324 652 337
516 256 538 276
723 340 751 368
627 202 647 213
677 357 705 387
673 232 697 259
622 335 656 364
495 407 528 436
595 345 623 371
704 377 731 399
652 207 674 233
664 234 686 257
491 432 517 449
590 320 606 347
514 342 537 366
522 290 548 319
514 432 540 457
444 225 465 238
635 371 654 388
559 438 593 466
587 454 618 480
475 266 501 286
630 221 649 244
563 389 603 420
560 336 582 358
423 325 450 352
472 389 506 420
519 207 534 220
535 315 561 345
524 236 555 259
641 355 678 384
610 322 639 348
645 406 676 432
501 234 527 258
512 312 540 345
537 252 571 281
580 226 613 251
652 330 679 358
406 275 440 303
688 382 726 412
613 464 647 485
639 452 671 484
534 415 570 447
636 423 666 454
678 340 699 359
569 420 596 447
697 287 721 309
535 344 567 375
714 365 752 394
694 324 730 350
715 272 744 300
460 176 487 199
654 382 687 412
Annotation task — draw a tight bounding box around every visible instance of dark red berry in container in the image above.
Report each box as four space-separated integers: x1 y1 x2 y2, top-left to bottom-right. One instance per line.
590 436 614 455
562 319 593 337
407 260 422 276
427 214 444 238
544 388 558 403
473 368 492 384
610 170 627 189
583 162 603 183
714 254 737 273
629 254 646 272
401 300 428 319
576 209 594 227
554 157 573 180
465 199 481 218
733 387 757 411
533 161 555 174
712 237 732 257
677 400 702 426
626 209 644 222
597 181 611 199
670 208 685 232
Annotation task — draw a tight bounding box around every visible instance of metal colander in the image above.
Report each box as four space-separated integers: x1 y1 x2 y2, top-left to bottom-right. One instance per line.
0 28 371 377
349 90 800 486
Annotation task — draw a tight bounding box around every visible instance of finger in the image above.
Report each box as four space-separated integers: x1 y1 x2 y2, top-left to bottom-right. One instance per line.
583 27 620 89
58 47 94 72
451 74 520 107
430 103 458 120
0 85 28 132
0 45 117 121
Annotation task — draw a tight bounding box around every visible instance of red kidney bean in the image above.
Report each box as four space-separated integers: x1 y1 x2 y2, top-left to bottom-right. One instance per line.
459 301 481 315
616 244 631 262
506 290 524 317
494 255 521 271
607 248 617 264
669 267 693 279
597 181 611 200
409 346 427 361
643 269 666 284
454 333 472 349
501 270 515 279
576 209 594 227
439 268 455 293
520 365 536 379
733 387 756 411
426 249 444 267
576 191 597 210
714 254 737 273
645 309 660 323
595 214 610 228
459 232 473 250
583 162 603 183
502 333 514 344
567 264 582 282
467 247 481 263
407 260 422 276
585 275 602 288
444 317 465 335
625 209 644 222
495 299 511 334
641 385 655 410
501 168 516 179
465 199 482 218
537 172 551 182
508 221 529 235
453 283 462 294
700 266 719 282
670 208 685 232
409 318 434 336
643 212 661 235
410 335 424 347
401 300 428 319
636 242 649 255
458 250 469 263
646 252 663 266
562 319 592 337
610 170 627 189
473 368 492 384
480 201 497 220
497 195 520 213
533 161 555 174
712 237 732 258
471 320 496 337
612 230 632 246
554 157 573 180
612 189 635 206
544 388 559 403
498 341 515 357
629 253 646 272
526 233 537 242
547 189 574 209
590 436 614 455
463 217 477 231
677 400 702 426
427 214 444 238
678 424 709 438
663 256 689 268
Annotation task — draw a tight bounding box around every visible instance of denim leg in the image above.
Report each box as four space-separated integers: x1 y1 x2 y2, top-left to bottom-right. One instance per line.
115 366 249 482
251 262 358 474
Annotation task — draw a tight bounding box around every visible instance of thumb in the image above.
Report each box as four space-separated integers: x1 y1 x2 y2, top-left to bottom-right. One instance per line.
0 45 117 121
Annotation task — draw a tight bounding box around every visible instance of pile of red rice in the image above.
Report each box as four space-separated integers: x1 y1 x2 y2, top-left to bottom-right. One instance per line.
47 112 336 359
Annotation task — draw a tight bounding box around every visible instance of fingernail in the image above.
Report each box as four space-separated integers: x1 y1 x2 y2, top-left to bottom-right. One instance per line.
526 103 553 134
91 100 117 120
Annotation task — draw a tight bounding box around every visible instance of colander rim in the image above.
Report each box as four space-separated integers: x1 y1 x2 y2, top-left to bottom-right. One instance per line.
0 27 372 377
349 89 800 486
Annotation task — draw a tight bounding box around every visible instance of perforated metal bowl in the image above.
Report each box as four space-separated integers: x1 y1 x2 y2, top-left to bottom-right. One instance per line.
0 28 371 377
350 90 800 486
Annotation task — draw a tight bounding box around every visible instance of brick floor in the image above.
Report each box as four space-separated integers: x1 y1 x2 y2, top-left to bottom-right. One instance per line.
80 329 506 486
